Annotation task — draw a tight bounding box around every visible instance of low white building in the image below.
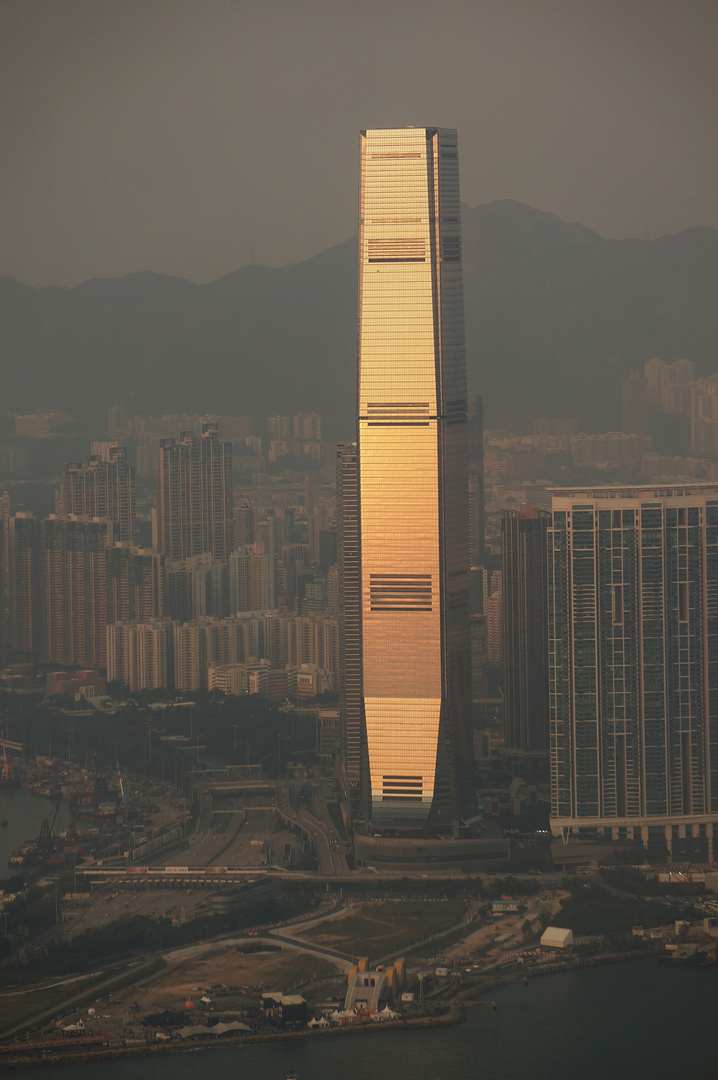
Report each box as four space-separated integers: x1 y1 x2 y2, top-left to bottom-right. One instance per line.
540 926 573 949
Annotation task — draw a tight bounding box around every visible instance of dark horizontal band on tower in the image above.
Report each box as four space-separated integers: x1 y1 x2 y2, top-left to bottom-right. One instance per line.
381 794 423 801
369 573 433 612
366 239 425 262
367 257 426 263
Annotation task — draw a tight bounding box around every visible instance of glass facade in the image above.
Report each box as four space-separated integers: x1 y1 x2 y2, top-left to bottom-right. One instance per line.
357 128 474 828
549 486 718 856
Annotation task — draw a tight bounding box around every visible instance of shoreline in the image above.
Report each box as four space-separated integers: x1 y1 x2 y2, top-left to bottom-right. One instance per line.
0 948 655 1071
0 1008 463 1071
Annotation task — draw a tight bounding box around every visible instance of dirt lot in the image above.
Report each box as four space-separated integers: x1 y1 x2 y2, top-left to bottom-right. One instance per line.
51 943 341 1043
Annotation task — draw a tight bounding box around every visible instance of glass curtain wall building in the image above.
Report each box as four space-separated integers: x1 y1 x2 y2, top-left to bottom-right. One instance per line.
357 127 475 830
549 485 718 861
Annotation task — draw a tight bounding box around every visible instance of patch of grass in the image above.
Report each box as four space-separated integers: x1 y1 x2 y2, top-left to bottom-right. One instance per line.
269 953 337 988
300 901 467 961
557 883 693 935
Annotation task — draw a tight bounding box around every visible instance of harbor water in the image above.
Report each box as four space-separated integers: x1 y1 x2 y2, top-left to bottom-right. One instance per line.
0 786 72 871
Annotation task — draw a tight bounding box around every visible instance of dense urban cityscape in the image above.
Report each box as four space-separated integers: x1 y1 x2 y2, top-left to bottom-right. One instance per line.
0 126 717 1074
2 1 718 1069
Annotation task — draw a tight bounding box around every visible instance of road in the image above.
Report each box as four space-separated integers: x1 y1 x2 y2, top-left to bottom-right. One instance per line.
0 957 157 1042
276 783 348 875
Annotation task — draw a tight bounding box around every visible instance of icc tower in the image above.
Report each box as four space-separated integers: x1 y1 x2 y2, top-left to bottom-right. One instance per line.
354 127 476 833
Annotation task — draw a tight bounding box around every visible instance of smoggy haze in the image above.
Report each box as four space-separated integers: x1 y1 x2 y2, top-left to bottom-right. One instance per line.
2 0 717 287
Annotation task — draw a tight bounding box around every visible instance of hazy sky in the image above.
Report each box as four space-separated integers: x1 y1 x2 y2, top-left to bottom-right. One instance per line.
2 0 717 286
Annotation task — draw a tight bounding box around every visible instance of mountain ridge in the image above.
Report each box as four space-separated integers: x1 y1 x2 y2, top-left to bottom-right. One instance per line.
1 202 717 437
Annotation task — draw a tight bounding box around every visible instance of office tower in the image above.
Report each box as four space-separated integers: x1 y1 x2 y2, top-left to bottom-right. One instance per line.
357 127 475 829
502 506 550 754
155 422 233 562
549 485 718 861
59 446 135 543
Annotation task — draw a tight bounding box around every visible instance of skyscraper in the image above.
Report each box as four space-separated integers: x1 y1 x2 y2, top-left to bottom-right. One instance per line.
155 422 233 562
357 127 475 830
549 484 718 862
42 516 112 668
59 446 135 543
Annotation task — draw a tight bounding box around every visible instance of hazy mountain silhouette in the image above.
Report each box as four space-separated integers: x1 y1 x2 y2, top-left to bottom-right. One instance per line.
2 201 718 438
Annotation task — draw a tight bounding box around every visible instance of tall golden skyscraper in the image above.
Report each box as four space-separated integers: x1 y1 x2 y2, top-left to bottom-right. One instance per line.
357 127 475 830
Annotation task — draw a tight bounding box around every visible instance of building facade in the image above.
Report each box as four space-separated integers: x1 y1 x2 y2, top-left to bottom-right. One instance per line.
58 446 135 543
357 127 474 830
155 422 233 562
42 516 111 669
502 506 550 754
549 485 718 861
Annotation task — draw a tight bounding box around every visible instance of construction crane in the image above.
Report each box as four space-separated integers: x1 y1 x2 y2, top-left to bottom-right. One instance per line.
36 797 62 859
0 730 20 787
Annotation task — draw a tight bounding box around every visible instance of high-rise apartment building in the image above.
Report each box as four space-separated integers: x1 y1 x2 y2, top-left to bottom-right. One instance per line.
486 571 503 666
267 416 290 442
502 506 550 754
293 412 321 442
59 446 135 543
156 423 233 562
549 485 718 861
107 546 164 624
229 544 277 613
42 517 112 668
7 513 42 663
107 620 172 692
6 513 111 668
357 127 475 829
